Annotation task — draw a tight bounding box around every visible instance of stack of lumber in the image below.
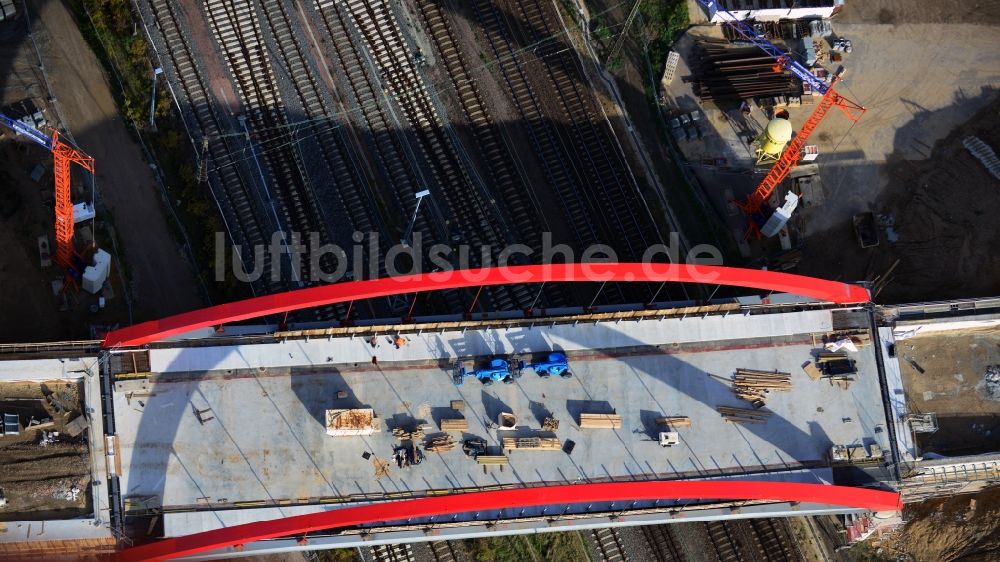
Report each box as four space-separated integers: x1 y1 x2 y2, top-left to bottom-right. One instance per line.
717 406 773 424
732 369 791 403
476 455 509 465
439 418 469 432
392 426 425 441
542 417 560 431
502 436 561 451
578 413 622 429
424 434 456 453
655 416 691 428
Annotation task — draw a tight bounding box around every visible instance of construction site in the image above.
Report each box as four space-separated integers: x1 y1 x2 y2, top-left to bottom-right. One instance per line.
1 0 1000 560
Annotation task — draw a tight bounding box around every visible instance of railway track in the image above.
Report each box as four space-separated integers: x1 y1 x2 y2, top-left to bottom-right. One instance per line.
592 527 629 562
640 524 682 562
370 543 415 562
343 0 530 311
472 0 672 304
258 0 380 245
509 0 659 263
414 0 568 308
203 0 328 286
429 540 458 562
314 0 535 311
706 521 745 562
313 0 465 314
750 518 801 562
145 0 278 294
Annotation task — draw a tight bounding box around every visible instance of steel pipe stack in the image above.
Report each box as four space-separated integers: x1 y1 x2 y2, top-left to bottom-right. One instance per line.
692 40 801 102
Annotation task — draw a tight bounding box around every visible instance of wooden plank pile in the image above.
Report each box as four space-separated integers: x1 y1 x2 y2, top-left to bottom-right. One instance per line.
578 413 622 429
439 418 469 432
502 436 561 451
732 369 791 404
655 416 691 428
542 417 560 432
717 406 773 424
424 434 456 453
476 455 508 466
392 426 425 442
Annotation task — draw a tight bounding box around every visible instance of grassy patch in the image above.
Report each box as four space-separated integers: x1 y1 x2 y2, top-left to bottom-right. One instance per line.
465 531 592 562
312 547 361 562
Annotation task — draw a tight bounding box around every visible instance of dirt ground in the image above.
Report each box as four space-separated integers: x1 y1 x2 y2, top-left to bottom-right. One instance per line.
837 0 1000 25
896 328 1000 456
0 380 91 520
652 0 1000 303
878 486 1000 562
0 0 202 342
800 94 1000 303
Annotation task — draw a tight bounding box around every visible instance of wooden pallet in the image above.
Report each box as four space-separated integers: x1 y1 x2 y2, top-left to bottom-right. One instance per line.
732 369 792 403
424 434 456 452
655 416 691 428
717 406 773 424
578 413 622 429
439 418 469 432
502 436 562 451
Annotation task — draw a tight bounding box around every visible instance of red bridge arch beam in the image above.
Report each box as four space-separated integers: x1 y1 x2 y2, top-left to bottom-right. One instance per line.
102 263 870 348
120 481 900 561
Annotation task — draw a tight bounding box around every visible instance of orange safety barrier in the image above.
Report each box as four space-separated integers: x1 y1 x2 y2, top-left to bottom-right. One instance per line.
102 263 869 348
119 480 901 561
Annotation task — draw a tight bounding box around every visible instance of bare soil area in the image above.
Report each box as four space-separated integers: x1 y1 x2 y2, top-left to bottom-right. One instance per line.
798 94 1000 303
896 328 1000 456
838 0 1000 25
880 486 1000 562
0 380 91 520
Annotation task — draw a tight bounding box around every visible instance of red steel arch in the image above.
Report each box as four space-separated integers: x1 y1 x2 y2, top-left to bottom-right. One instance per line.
120 481 900 561
103 263 869 348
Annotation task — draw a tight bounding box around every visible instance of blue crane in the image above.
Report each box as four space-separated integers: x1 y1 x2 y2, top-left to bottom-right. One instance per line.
0 112 53 150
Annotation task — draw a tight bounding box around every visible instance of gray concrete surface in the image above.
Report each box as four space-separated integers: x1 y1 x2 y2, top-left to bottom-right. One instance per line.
115 315 890 509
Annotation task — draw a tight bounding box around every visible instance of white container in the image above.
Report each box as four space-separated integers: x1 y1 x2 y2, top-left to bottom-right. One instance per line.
82 249 111 294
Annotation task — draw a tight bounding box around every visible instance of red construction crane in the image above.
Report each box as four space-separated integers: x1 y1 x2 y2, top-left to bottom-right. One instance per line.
738 73 865 236
1 115 95 273
51 131 95 269
698 1 866 237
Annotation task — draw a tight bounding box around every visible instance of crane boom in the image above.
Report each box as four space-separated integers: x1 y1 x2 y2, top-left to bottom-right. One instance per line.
0 112 52 150
739 76 863 217
51 131 95 268
0 114 94 269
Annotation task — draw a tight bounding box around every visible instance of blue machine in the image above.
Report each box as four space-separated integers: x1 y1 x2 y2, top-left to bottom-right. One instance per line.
453 353 572 385
696 1 829 95
453 357 521 386
525 352 572 379
0 113 53 150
